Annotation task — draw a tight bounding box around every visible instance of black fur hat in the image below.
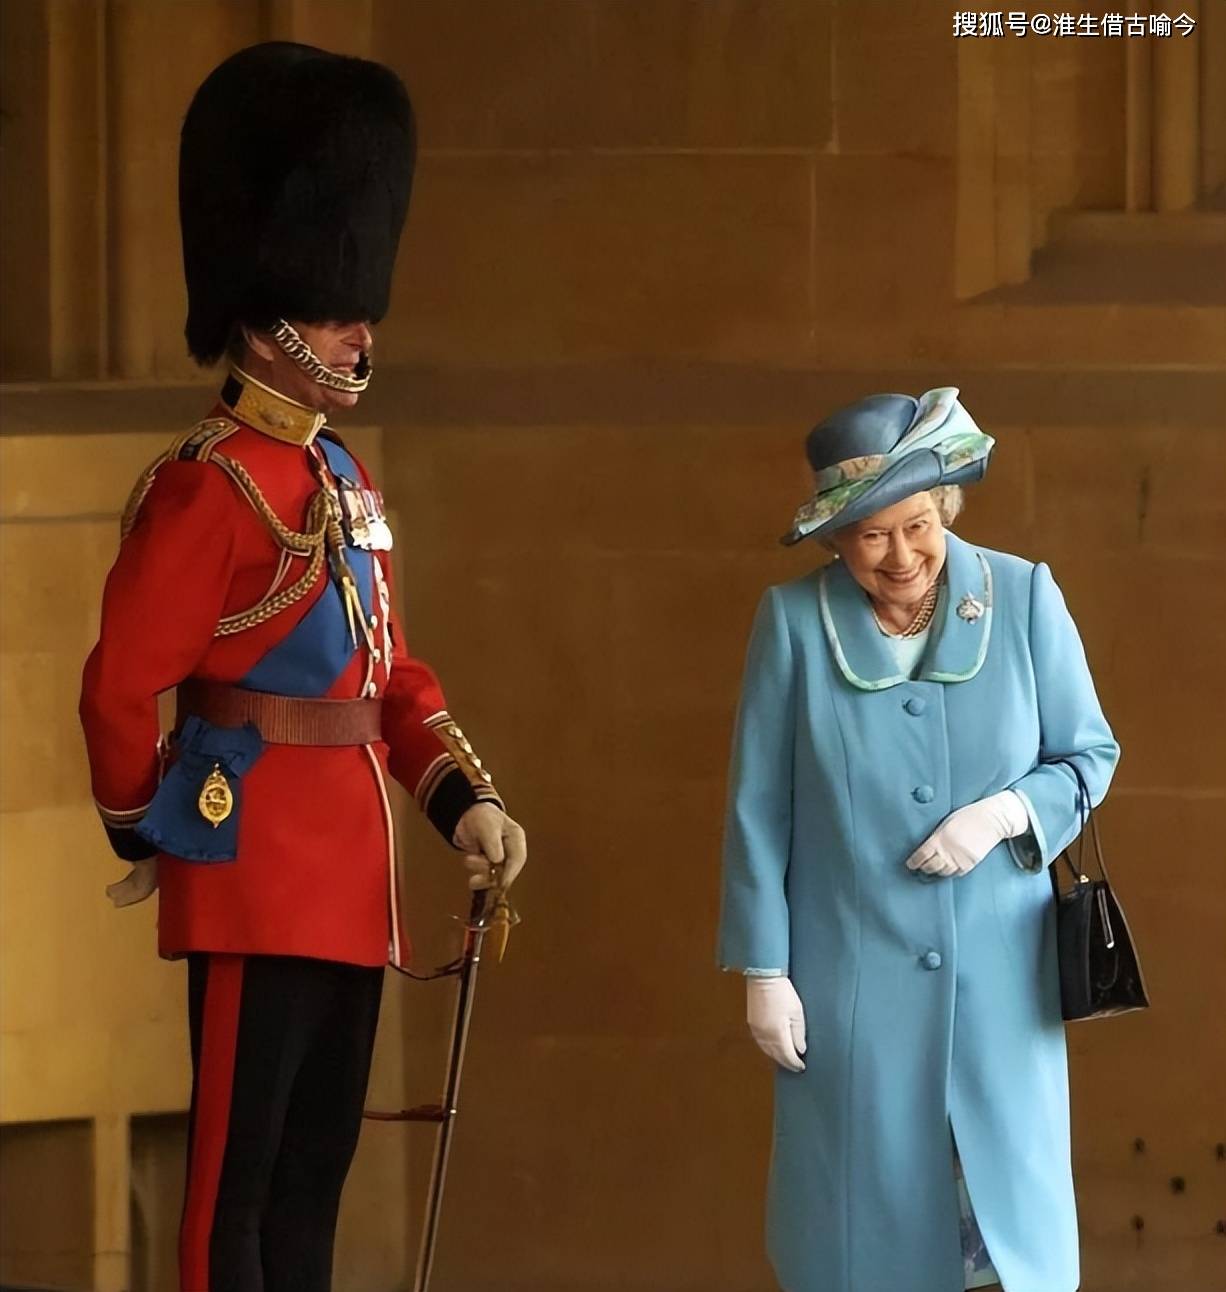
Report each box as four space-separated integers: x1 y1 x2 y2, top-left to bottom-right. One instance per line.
180 42 415 365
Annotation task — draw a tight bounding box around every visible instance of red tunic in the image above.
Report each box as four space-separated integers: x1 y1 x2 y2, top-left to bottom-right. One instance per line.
80 393 498 967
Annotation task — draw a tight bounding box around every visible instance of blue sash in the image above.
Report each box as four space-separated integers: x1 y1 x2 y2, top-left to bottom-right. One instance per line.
241 438 375 698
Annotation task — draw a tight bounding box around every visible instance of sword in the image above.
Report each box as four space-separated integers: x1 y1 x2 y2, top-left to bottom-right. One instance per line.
365 880 519 1292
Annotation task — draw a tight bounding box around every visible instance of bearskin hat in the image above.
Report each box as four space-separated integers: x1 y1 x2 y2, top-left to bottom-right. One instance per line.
180 42 416 365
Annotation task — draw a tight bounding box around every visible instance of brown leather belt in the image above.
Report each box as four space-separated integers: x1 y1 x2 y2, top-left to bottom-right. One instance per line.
176 679 382 746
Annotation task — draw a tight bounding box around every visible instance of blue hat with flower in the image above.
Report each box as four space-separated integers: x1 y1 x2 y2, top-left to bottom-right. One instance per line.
780 386 994 546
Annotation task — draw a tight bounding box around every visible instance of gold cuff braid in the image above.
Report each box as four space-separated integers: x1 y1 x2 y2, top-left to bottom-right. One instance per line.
424 712 499 796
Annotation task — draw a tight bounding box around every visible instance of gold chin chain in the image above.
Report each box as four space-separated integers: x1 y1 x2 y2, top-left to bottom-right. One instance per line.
269 319 371 393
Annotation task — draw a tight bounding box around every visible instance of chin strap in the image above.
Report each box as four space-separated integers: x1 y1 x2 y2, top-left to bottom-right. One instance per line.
269 318 372 393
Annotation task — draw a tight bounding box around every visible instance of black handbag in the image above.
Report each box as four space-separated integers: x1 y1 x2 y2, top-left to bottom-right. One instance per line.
1048 761 1150 1022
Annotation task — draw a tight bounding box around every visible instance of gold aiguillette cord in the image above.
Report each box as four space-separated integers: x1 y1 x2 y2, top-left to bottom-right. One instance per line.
310 444 371 650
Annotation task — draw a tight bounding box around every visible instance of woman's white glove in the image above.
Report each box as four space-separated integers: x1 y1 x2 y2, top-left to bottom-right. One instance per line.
106 858 158 907
746 976 807 1073
905 790 1030 877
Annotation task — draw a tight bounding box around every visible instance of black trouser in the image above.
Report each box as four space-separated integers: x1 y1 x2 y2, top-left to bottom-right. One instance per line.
179 954 383 1292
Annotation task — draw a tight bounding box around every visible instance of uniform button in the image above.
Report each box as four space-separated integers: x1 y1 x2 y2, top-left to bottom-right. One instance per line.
912 785 935 803
904 697 927 716
922 951 943 970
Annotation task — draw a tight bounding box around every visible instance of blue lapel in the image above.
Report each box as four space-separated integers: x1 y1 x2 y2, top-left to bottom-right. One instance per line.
818 531 993 691
918 531 993 683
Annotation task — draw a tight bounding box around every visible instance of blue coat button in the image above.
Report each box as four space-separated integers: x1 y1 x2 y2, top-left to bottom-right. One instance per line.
922 951 943 970
904 697 927 716
912 785 935 803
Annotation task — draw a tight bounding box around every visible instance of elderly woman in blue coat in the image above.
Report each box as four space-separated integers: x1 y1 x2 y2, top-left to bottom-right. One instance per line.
719 387 1119 1292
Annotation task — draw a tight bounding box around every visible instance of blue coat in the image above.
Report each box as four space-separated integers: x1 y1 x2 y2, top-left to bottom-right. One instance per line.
719 532 1119 1292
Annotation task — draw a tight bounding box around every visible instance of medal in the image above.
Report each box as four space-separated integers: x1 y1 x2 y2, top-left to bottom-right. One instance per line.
362 489 394 550
338 481 372 548
198 763 234 827
337 481 393 551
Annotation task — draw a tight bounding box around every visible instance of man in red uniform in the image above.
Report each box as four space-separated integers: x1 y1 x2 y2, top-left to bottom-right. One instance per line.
78 43 526 1292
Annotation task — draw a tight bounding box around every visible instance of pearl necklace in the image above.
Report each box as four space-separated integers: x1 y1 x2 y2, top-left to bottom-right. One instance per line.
871 578 939 639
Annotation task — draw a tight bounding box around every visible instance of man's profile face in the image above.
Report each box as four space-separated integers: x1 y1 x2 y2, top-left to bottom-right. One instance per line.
249 320 374 412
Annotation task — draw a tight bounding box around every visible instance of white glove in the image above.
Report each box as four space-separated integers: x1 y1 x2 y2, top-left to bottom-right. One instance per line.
453 803 528 890
106 858 158 907
905 790 1030 877
746 976 807 1073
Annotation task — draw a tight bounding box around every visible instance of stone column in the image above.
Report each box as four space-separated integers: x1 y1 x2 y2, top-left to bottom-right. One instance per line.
48 0 108 379
1125 32 1154 211
261 0 373 55
1200 0 1226 197
93 1115 130 1292
1152 0 1201 211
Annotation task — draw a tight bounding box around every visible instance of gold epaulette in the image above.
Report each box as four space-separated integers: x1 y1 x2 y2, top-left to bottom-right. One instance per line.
120 418 241 538
118 418 331 637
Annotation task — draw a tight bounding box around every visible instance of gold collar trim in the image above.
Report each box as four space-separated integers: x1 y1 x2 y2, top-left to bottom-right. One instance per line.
223 367 326 445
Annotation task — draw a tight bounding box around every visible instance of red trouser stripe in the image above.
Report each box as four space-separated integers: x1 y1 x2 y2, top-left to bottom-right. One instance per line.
179 955 245 1292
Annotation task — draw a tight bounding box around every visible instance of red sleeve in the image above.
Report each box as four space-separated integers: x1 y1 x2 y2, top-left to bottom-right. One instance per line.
80 461 238 854
378 562 503 844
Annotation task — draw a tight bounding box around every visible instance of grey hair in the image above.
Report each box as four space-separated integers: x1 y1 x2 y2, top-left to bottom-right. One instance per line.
930 485 964 527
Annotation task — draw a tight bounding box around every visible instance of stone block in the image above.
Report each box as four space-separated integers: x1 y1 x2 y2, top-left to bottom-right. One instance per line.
955 420 1035 555
0 651 93 814
398 1032 774 1290
1030 424 1164 553
1 805 170 1033
106 1 257 381
0 519 116 658
0 432 170 521
385 153 814 366
1133 429 1226 558
377 0 593 149
386 419 815 559
1030 34 1127 162
834 2 956 157
591 0 834 148
811 155 957 345
1041 552 1226 794
0 1120 93 1291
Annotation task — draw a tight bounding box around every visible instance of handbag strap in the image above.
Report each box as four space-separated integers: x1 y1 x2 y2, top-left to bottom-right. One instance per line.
1053 758 1110 885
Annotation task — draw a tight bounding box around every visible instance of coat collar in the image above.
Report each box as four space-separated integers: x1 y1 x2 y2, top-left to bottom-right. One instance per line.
221 367 326 446
818 531 993 691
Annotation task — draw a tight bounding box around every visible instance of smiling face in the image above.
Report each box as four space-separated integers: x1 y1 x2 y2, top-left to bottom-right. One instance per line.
826 491 948 613
241 319 374 412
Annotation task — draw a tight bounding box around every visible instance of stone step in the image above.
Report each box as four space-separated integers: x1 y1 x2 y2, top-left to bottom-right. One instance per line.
975 210 1226 310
